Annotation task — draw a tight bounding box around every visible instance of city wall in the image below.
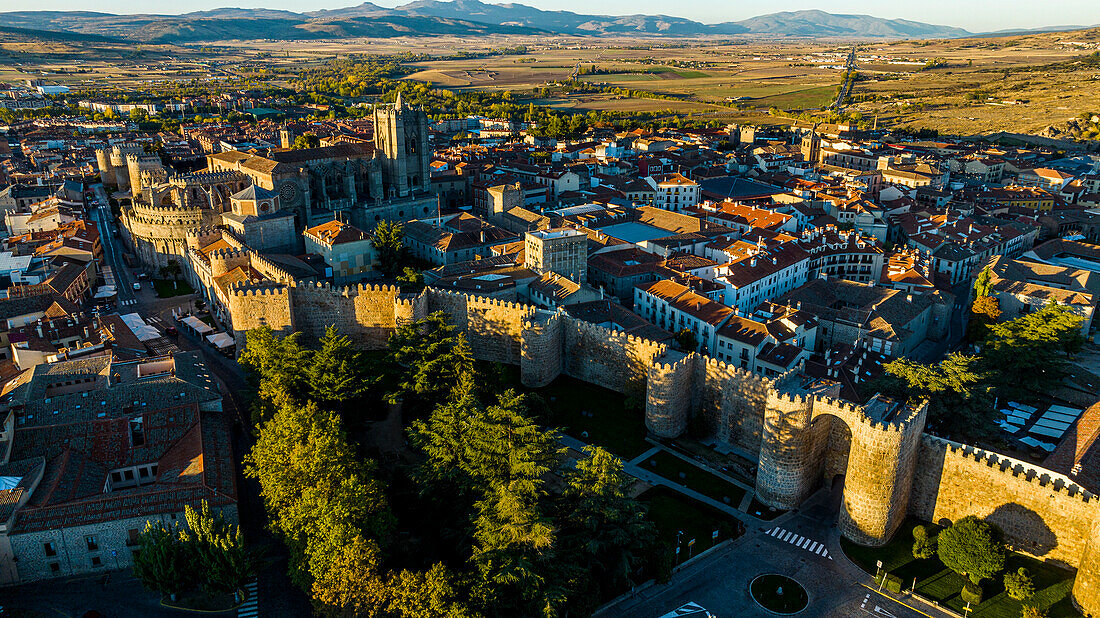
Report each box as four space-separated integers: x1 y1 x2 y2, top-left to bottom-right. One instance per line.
226 282 1100 615
909 436 1099 569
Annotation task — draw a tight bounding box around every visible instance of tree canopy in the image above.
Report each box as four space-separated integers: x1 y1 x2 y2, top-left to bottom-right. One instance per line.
243 322 659 616
937 516 1006 584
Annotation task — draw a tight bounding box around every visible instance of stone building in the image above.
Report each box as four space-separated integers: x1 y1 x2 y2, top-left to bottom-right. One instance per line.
524 228 588 284
120 170 249 270
221 185 297 254
0 352 236 585
110 99 436 271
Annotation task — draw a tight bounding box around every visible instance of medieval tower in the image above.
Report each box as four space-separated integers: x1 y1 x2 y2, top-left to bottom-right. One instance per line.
373 92 431 199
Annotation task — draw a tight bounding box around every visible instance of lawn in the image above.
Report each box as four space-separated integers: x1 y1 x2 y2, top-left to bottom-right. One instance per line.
842 519 1081 618
639 487 741 561
641 450 747 508
485 364 650 460
153 278 194 297
532 374 650 459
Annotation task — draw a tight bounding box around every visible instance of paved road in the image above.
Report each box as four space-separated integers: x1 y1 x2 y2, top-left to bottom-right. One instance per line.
90 184 144 309
598 488 956 618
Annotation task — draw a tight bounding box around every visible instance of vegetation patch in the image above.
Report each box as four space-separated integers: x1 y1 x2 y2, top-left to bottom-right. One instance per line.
152 278 194 297
641 450 747 507
638 487 741 565
842 519 1079 618
750 574 808 614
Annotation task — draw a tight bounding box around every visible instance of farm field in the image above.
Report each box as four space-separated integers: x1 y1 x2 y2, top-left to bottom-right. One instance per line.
3 27 1099 136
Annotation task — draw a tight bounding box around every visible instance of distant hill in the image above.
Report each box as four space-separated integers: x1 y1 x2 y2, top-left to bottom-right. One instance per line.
730 10 970 39
0 24 122 44
0 2 994 42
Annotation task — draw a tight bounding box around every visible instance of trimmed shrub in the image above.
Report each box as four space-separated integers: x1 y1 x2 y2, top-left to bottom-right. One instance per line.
876 571 903 593
912 525 937 560
1021 605 1047 618
960 581 984 606
1004 567 1035 601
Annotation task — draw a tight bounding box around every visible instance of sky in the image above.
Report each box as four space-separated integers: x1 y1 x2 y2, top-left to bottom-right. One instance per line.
3 0 1098 33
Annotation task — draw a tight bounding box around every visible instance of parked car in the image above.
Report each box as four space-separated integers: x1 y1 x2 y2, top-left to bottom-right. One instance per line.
165 326 178 337
132 282 141 291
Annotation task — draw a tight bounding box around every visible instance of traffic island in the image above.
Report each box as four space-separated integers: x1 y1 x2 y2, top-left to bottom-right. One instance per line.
749 574 808 615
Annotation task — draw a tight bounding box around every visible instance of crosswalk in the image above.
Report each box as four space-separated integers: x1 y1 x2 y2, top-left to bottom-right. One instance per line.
119 299 138 306
764 526 832 560
238 579 259 618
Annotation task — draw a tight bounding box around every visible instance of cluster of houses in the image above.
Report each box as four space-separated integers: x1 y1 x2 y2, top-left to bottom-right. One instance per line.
0 103 1098 588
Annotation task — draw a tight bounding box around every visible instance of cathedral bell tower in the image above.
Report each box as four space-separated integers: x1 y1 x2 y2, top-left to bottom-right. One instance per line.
373 92 431 200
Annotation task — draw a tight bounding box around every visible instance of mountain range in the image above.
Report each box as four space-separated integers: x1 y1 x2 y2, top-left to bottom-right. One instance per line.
0 3 987 43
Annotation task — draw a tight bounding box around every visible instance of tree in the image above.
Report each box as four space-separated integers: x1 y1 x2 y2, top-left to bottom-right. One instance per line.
937 516 1006 584
396 267 424 291
159 259 183 290
307 326 370 407
876 353 993 439
309 532 388 617
244 400 393 592
969 295 1002 342
239 328 312 424
130 107 148 122
132 521 196 600
388 312 474 415
1004 567 1035 601
1021 605 1048 618
974 265 994 299
674 328 696 352
912 524 937 560
469 389 562 614
373 220 406 277
981 303 1085 398
556 446 656 613
385 563 474 618
180 501 259 597
293 133 321 149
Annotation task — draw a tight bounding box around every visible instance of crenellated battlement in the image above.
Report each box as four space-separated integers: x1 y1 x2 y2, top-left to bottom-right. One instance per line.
926 435 1096 504
170 170 245 186
228 281 289 296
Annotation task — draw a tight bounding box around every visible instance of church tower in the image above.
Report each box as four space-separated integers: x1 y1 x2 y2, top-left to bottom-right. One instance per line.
373 92 431 199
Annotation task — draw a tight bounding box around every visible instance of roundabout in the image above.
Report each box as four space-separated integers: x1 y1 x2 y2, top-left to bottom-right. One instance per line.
749 574 808 615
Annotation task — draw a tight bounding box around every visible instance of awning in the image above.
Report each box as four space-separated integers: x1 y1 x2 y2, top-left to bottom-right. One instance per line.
181 315 214 335
120 312 160 342
206 332 235 349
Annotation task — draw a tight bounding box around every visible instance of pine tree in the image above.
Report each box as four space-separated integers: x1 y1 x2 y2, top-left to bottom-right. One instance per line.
308 326 371 407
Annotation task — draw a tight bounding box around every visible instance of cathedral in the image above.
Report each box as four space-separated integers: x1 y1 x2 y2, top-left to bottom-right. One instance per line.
112 96 436 270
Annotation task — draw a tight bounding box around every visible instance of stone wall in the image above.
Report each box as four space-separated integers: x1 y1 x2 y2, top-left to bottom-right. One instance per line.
222 277 1100 610
227 284 293 347
562 319 666 395
646 351 695 438
909 436 1099 568
520 311 563 388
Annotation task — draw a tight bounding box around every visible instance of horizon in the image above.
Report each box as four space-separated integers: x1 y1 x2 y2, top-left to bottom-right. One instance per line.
5 0 1097 34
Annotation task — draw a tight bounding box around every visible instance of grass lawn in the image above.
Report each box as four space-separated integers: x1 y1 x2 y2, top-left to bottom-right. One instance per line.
639 487 740 559
750 574 808 614
153 278 194 298
641 450 747 507
530 374 650 460
842 519 1080 618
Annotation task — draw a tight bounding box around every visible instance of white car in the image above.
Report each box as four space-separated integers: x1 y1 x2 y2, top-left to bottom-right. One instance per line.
132 282 141 291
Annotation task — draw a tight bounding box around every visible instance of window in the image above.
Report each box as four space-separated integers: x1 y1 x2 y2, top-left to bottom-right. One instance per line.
49 562 60 573
91 556 102 567
44 542 57 557
85 535 98 552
